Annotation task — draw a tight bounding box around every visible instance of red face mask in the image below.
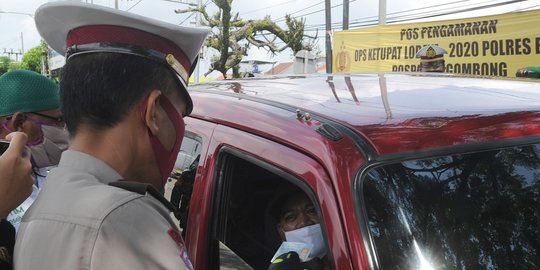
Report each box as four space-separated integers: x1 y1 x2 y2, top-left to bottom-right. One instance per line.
142 95 185 187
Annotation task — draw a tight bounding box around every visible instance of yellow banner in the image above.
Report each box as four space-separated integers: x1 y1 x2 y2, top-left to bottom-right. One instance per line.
333 9 540 78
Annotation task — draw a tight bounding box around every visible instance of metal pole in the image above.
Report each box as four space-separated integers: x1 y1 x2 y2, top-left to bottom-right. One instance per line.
379 0 386 25
193 0 202 83
325 0 332 73
378 0 390 119
115 0 119 9
304 52 308 73
20 32 24 53
343 0 349 30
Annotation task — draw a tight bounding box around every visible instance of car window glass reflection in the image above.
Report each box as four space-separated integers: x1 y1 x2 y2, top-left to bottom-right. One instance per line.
363 144 540 269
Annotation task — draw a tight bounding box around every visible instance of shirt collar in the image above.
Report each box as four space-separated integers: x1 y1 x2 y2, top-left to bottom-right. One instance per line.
58 150 122 184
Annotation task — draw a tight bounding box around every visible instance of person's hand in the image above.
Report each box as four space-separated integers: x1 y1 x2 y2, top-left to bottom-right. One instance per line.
269 251 323 270
0 132 34 218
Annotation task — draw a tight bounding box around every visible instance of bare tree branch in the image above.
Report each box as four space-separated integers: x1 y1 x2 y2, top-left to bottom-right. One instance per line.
176 0 315 78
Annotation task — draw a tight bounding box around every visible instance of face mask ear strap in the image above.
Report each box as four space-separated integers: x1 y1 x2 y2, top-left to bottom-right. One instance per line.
1 118 15 133
143 93 185 187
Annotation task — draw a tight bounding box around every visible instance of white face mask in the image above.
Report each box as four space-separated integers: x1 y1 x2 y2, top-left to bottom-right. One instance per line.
284 223 326 259
29 125 70 168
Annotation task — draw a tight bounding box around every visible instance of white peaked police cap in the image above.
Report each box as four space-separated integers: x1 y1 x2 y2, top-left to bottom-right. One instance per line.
34 1 211 115
415 44 448 59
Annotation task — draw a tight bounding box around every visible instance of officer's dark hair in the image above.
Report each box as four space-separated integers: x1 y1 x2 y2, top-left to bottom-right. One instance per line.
60 53 179 135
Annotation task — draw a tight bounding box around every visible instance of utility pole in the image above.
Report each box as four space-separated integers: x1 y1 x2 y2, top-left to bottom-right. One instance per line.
3 48 23 62
343 0 349 30
193 0 202 83
325 0 332 73
21 32 24 53
0 11 32 58
379 0 386 25
377 0 391 119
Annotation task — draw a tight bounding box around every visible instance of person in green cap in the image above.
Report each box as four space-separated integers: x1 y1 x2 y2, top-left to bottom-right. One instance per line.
0 69 69 231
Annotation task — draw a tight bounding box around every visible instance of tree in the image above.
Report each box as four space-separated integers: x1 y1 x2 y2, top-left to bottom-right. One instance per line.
175 0 316 78
0 56 21 75
0 56 11 75
19 41 49 74
19 47 42 73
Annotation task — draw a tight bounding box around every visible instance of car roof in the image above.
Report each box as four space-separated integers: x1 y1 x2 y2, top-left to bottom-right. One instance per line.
189 73 540 156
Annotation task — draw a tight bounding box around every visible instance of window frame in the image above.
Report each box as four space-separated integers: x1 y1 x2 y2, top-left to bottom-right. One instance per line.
208 146 330 269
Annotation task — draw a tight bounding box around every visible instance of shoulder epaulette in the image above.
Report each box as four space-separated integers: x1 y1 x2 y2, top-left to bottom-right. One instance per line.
109 181 176 213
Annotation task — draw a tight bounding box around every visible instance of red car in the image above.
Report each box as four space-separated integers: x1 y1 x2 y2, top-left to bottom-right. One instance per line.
172 73 540 270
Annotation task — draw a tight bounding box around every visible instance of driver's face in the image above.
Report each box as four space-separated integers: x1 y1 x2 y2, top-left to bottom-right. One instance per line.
277 193 319 233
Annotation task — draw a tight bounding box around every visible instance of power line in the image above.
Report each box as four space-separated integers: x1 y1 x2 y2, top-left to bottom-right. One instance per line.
0 37 21 48
383 0 525 23
177 0 210 25
274 0 325 19
180 10 196 24
303 0 528 31
275 0 357 23
127 0 144 11
304 0 496 29
240 0 302 16
348 0 470 25
376 0 527 25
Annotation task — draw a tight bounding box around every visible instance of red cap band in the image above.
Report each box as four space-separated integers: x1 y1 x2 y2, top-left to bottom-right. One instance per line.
66 25 190 74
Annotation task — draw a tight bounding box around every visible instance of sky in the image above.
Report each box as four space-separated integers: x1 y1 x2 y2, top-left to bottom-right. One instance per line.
1 0 539 77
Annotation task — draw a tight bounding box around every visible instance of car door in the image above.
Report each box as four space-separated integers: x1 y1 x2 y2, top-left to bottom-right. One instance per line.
184 123 352 270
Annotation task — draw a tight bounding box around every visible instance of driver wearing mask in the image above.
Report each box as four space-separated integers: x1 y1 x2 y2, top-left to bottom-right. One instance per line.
0 70 69 230
269 185 330 270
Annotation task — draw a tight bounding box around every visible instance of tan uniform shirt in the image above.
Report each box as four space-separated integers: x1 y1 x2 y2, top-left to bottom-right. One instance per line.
14 150 192 270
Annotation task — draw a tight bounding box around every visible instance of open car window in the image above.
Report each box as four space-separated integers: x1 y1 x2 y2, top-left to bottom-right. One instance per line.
360 143 540 269
210 151 330 270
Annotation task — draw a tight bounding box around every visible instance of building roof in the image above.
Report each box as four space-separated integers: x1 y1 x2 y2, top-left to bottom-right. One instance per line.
263 62 293 75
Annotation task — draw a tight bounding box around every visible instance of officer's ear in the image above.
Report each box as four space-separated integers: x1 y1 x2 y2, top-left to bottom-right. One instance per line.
11 112 27 131
142 90 162 136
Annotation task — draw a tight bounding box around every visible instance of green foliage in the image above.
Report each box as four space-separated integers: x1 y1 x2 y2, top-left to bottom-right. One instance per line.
19 46 43 73
0 57 21 76
0 56 11 75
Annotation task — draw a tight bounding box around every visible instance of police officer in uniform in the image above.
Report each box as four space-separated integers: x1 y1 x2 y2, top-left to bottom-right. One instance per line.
14 2 209 269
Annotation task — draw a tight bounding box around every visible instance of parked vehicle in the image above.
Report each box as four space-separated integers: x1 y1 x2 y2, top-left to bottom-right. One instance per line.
173 73 540 270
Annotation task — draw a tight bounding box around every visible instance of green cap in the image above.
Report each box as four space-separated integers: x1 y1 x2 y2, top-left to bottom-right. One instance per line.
0 70 59 117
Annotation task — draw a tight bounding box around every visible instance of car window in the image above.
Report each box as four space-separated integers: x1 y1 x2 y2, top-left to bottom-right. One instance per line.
168 134 202 236
209 151 329 270
360 143 540 269
175 135 201 171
